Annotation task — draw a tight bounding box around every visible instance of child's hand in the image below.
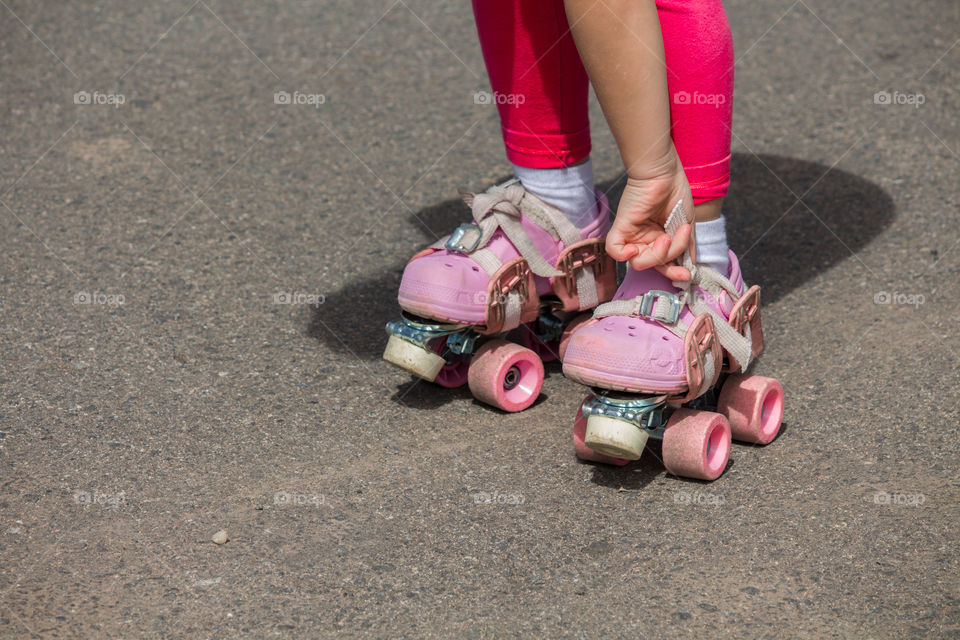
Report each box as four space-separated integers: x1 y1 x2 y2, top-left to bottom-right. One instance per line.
565 0 695 281
606 153 696 282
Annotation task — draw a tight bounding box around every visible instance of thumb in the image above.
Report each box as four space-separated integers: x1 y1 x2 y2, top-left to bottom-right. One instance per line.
605 233 638 262
680 189 697 264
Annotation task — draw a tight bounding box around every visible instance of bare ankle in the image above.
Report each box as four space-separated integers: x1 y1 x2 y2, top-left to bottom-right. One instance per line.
693 197 723 223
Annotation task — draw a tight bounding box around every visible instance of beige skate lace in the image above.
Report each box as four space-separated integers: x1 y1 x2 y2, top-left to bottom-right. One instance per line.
593 201 755 376
431 179 601 330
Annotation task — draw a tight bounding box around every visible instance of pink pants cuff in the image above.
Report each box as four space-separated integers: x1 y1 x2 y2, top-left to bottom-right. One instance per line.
502 125 592 168
686 154 732 205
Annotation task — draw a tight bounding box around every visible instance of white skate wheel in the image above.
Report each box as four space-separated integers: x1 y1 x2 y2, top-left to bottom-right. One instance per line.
383 334 445 381
583 413 649 460
573 398 629 465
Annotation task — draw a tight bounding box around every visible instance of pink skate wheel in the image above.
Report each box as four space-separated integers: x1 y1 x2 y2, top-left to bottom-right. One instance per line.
467 339 544 412
717 374 784 444
431 340 470 388
557 314 592 361
572 397 629 465
662 409 731 481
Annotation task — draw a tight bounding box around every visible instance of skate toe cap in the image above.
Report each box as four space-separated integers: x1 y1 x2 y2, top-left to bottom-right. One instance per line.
397 251 490 324
561 316 688 393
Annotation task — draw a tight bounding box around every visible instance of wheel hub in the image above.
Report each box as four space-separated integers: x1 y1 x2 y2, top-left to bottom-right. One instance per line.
503 365 521 390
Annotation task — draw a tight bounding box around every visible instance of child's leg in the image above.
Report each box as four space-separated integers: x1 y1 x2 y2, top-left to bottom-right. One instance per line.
472 0 599 227
387 0 616 364
657 0 734 273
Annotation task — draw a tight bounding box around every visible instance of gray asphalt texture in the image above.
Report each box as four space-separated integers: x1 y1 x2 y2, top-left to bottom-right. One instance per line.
1 0 958 638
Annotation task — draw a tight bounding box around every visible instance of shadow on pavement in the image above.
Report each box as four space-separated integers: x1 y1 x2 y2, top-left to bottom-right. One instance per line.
311 153 894 356
582 444 670 492
308 152 894 410
586 441 741 491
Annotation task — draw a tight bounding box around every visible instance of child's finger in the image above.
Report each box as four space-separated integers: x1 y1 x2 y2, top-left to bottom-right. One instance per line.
656 225 693 281
663 224 690 263
627 235 671 271
655 262 691 282
605 239 638 262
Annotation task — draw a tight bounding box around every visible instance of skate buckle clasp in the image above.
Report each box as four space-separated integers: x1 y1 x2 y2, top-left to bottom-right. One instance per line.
560 242 604 289
494 261 530 301
730 285 761 334
484 259 534 332
635 290 682 324
444 224 482 254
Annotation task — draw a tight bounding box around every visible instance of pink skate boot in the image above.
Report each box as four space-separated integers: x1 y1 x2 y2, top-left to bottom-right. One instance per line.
384 179 617 412
562 202 784 479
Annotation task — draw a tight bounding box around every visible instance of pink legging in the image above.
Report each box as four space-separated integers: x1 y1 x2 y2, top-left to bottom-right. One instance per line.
472 0 733 205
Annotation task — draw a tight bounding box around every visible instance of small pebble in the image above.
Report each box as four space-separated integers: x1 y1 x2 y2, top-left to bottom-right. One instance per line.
212 530 229 545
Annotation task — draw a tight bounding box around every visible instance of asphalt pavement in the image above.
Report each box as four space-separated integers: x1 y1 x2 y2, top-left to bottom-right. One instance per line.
1 0 958 637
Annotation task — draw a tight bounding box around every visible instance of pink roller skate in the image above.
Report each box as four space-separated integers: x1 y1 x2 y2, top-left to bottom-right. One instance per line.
384 179 617 412
562 202 784 480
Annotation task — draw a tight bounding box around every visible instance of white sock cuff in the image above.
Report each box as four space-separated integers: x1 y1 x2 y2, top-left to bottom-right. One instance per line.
512 160 597 227
513 160 594 193
695 215 730 274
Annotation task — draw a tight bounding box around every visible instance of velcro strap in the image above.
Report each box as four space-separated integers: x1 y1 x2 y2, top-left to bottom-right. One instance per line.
502 291 523 331
664 200 688 238
575 268 598 309
471 247 502 276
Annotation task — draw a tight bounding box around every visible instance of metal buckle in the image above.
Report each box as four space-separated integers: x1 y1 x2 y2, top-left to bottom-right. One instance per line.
444 224 481 253
636 289 682 324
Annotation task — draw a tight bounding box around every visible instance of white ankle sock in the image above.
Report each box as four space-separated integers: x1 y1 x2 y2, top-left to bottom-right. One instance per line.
695 215 730 275
512 160 598 228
